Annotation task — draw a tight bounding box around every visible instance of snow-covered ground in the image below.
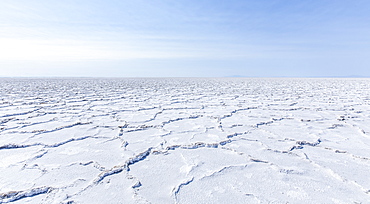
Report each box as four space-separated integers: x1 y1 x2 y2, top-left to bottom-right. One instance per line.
1 78 370 204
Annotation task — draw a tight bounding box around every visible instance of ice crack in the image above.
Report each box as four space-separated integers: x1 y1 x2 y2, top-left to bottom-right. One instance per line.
172 177 194 203
93 147 153 184
0 186 53 203
290 138 321 151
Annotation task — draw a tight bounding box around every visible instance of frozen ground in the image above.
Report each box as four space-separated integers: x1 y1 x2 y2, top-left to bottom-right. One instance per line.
0 78 370 204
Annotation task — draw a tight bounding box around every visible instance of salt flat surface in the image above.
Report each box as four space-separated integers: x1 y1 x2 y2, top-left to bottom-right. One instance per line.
1 78 370 204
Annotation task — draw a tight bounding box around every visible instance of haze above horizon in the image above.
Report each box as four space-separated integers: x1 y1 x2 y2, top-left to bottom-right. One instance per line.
1 0 370 77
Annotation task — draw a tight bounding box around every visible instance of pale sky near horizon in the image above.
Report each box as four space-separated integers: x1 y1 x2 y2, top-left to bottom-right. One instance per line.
1 0 370 77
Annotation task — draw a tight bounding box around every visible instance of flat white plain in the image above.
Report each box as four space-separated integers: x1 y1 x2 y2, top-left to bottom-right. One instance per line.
0 78 370 204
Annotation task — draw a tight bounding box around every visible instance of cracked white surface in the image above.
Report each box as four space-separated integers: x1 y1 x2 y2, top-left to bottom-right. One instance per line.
1 78 370 203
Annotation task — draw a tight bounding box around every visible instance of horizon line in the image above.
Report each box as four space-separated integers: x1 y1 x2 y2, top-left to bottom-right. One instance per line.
1 76 369 79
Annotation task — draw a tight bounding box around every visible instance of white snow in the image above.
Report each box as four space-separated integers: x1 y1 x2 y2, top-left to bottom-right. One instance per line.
0 78 370 203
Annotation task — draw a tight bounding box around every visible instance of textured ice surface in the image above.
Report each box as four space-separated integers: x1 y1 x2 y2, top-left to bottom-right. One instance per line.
1 78 370 203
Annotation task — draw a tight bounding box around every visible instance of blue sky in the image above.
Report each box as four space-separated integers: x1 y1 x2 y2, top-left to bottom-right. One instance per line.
1 0 370 77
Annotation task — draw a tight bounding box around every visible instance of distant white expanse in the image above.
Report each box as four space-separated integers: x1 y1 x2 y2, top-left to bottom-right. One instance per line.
1 78 370 203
